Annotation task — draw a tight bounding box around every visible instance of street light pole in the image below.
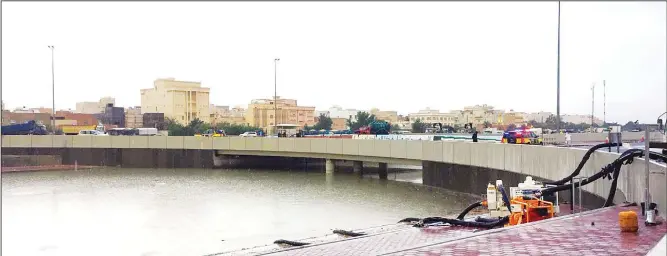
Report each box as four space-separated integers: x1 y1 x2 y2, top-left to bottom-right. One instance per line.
591 82 595 130
48 45 55 133
274 58 280 135
556 1 562 133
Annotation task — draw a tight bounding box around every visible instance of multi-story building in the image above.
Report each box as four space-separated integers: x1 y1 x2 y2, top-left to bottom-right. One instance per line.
143 113 166 130
125 107 143 128
246 96 315 133
75 97 115 114
501 110 526 126
141 78 210 125
459 104 505 126
55 111 99 126
95 103 125 127
316 105 359 123
408 108 459 126
370 108 399 123
522 111 553 123
562 114 604 125
210 105 247 125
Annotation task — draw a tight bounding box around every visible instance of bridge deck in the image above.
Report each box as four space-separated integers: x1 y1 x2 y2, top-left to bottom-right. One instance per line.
224 206 665 256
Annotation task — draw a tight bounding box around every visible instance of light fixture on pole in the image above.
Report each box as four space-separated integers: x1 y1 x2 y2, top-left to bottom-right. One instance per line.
48 45 55 133
274 58 280 135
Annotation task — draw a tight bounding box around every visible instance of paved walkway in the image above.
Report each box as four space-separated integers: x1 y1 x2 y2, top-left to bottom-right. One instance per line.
246 206 665 256
1 164 95 173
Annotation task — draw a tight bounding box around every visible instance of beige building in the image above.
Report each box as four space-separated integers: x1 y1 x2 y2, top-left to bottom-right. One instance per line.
125 107 143 128
246 96 315 133
76 97 115 114
408 108 459 126
369 108 399 123
210 105 247 125
141 78 210 125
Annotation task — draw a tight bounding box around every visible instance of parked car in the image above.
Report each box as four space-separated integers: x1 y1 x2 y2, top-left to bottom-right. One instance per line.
78 130 108 136
239 131 257 137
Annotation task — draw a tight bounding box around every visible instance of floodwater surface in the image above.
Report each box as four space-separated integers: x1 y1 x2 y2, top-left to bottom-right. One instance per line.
2 168 479 256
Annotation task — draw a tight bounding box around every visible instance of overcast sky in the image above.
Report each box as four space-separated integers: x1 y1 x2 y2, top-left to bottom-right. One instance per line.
2 1 665 123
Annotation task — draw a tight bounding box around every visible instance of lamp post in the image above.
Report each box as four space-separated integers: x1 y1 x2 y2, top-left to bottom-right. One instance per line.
48 45 55 133
556 1 562 132
274 58 280 135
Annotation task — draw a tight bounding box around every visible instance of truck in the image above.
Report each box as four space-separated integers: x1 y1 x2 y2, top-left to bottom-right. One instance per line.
61 125 98 135
355 120 391 135
1 120 48 135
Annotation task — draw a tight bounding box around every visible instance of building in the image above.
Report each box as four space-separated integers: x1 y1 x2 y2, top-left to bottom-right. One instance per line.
459 104 505 126
1 112 51 126
408 108 459 126
369 108 399 123
75 97 115 114
246 96 315 133
316 105 359 123
141 78 211 125
330 118 348 130
501 110 526 126
125 107 143 128
95 103 125 127
55 111 99 126
210 105 247 125
522 111 553 123
143 113 166 130
562 114 604 125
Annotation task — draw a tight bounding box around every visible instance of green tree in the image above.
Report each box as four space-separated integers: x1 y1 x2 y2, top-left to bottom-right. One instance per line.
346 111 376 131
313 113 333 130
411 119 427 133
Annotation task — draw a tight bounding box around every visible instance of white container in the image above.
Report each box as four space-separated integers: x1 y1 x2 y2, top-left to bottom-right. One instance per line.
487 183 497 210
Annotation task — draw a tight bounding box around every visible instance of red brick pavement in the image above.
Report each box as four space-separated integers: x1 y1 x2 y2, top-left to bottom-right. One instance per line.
255 206 665 256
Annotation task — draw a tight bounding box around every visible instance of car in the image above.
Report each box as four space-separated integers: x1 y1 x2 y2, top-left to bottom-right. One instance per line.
78 130 108 136
239 131 257 137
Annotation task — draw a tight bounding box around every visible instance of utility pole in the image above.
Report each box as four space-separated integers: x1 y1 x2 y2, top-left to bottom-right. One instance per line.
48 45 55 133
591 82 595 131
274 58 280 135
603 80 606 125
556 1 562 132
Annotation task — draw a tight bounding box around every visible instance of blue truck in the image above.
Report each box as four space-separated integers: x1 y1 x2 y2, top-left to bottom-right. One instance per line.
1 120 48 135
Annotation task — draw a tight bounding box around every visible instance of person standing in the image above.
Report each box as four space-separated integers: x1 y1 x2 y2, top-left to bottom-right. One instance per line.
472 131 478 142
565 132 572 147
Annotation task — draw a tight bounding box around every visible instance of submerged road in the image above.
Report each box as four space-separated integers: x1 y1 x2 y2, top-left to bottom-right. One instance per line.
1 167 479 256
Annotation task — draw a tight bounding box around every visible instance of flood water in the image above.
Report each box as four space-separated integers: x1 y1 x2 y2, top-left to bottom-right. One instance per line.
2 168 480 256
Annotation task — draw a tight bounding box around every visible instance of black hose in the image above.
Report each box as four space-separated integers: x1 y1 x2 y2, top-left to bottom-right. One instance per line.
398 217 422 223
274 239 310 246
457 201 483 220
474 216 503 223
414 216 509 229
497 184 512 212
333 229 366 237
546 142 620 186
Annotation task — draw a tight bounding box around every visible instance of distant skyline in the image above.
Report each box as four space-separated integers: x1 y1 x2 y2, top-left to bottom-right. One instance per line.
2 2 665 123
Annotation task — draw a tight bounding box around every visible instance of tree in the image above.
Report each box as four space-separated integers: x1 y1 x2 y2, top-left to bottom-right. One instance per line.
347 111 376 131
411 119 427 133
483 121 492 128
313 113 333 130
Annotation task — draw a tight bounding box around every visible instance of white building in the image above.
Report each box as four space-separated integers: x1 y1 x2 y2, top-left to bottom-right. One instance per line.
408 108 459 126
316 105 359 122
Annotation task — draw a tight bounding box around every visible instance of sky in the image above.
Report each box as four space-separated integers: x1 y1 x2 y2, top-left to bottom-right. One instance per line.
1 1 665 123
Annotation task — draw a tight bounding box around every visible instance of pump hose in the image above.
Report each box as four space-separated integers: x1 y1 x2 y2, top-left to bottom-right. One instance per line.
414 216 509 229
546 142 620 186
457 201 484 220
332 229 366 237
273 239 310 246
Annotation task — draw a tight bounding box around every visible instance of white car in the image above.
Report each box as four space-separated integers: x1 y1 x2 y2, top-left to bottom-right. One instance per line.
78 130 108 136
239 132 257 137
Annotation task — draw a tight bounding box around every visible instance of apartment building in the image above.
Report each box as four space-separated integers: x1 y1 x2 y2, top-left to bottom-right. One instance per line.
125 107 143 128
370 108 399 123
75 97 115 114
141 78 210 125
317 105 359 123
246 96 315 133
408 108 459 126
210 105 247 125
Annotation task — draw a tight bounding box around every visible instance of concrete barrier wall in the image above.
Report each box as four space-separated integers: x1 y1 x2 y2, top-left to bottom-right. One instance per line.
3 135 665 216
543 131 663 144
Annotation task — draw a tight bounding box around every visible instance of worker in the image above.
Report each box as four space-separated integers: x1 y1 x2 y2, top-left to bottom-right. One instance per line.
472 131 478 142
565 132 572 147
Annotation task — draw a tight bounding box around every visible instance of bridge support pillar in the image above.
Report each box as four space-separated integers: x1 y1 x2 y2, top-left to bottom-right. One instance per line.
353 161 363 174
378 163 388 180
325 159 335 174
213 153 224 168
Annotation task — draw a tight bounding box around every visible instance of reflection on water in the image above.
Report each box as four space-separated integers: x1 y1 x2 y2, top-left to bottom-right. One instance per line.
2 168 480 256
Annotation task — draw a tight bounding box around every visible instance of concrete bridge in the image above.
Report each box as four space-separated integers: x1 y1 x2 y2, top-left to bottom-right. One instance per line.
2 135 665 217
